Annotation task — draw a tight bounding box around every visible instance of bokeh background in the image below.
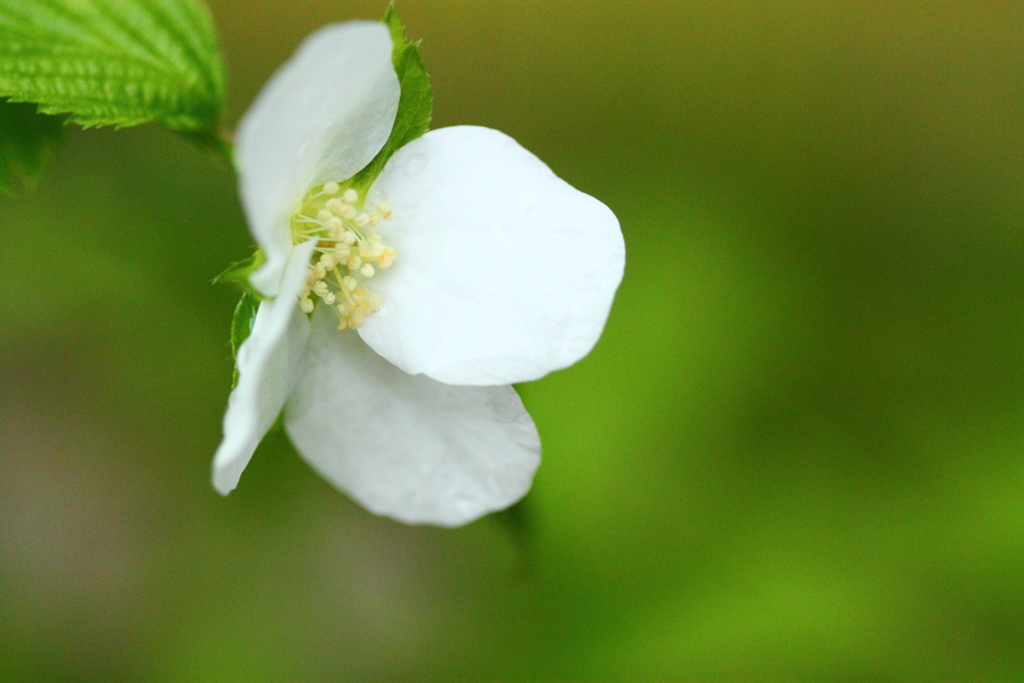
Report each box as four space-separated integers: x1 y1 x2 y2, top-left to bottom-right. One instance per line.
3 0 1024 680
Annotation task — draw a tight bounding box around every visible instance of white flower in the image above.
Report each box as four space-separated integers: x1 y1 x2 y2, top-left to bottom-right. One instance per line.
212 21 625 526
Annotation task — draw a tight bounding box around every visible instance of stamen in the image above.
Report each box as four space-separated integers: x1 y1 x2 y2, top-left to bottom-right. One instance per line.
290 182 397 331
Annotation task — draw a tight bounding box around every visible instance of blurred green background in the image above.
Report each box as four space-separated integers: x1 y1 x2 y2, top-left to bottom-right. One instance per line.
3 1 1024 680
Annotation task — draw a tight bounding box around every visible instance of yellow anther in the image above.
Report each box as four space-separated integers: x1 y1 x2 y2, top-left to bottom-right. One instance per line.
378 246 397 269
290 182 398 332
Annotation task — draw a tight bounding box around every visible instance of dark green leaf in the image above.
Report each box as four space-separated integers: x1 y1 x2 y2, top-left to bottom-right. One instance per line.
348 3 432 192
230 289 259 388
0 0 226 145
0 98 66 193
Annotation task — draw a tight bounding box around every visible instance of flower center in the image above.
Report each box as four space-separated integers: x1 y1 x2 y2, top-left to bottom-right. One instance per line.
290 182 397 331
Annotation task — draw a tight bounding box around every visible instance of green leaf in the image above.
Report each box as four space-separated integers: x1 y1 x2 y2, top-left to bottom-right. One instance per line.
0 98 66 193
213 248 265 290
0 0 226 145
348 3 432 192
230 289 259 388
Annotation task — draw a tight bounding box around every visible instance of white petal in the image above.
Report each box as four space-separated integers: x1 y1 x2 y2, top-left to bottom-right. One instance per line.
212 240 318 495
284 307 541 527
359 126 625 385
236 21 400 296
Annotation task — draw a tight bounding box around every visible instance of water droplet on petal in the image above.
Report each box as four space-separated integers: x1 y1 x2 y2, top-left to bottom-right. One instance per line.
403 153 428 177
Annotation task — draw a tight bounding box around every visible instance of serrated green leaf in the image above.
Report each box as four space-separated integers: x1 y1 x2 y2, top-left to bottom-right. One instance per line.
230 289 259 388
348 3 432 192
0 0 226 144
0 98 66 193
